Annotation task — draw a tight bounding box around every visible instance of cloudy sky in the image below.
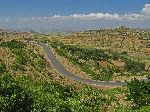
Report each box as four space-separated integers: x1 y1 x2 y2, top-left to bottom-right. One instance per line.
0 0 150 31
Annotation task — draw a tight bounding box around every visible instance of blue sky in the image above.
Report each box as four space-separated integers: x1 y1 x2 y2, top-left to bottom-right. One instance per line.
0 0 150 31
0 0 149 17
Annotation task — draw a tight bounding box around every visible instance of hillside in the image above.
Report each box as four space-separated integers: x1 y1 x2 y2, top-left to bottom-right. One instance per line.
35 26 150 81
0 28 150 111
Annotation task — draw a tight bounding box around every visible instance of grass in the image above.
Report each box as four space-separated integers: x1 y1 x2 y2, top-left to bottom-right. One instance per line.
0 39 149 112
50 41 147 81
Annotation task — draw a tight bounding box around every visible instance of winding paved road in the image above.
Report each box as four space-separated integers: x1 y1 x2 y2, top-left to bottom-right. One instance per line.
33 42 149 87
38 42 128 87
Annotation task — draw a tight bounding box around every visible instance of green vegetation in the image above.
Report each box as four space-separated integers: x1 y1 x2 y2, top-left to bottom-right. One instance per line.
0 73 33 112
0 62 7 74
50 41 146 81
50 41 114 80
139 31 150 40
0 40 115 111
1 73 150 112
0 72 117 112
122 57 145 73
147 73 150 80
0 28 150 112
0 39 26 49
0 40 45 72
127 78 150 108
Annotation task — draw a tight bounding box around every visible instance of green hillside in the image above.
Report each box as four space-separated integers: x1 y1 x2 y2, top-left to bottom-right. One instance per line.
0 28 150 112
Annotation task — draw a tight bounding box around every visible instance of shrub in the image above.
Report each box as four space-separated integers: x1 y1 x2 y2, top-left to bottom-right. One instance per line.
146 73 150 80
0 40 26 49
11 63 25 71
0 74 33 112
124 58 145 73
50 41 112 80
137 106 150 112
112 52 120 60
127 78 150 108
0 62 6 74
0 73 112 112
120 51 128 55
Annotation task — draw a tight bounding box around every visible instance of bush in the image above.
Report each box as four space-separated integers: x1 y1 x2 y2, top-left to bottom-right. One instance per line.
112 52 120 60
11 63 25 71
146 73 150 80
0 73 112 112
100 67 116 81
0 74 33 112
0 40 26 49
120 51 128 55
0 62 6 74
124 58 145 73
127 78 150 108
1 40 46 72
50 41 112 80
137 106 150 112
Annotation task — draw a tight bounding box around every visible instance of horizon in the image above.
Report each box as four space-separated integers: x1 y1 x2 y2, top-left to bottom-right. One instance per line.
0 0 150 31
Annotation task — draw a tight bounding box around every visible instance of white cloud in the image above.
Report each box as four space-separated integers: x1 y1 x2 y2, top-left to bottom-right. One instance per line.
3 18 12 21
142 4 150 14
26 13 120 20
9 13 120 22
0 4 150 31
68 13 121 20
1 11 149 22
121 13 145 21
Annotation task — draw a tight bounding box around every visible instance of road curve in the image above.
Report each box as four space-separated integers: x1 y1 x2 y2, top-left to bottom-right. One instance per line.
36 42 127 87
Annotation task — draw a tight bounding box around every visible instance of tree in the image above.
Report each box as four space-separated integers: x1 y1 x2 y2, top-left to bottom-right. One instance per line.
127 78 150 108
0 74 33 112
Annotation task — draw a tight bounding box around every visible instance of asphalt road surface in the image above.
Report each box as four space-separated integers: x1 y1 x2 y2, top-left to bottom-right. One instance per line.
38 42 128 87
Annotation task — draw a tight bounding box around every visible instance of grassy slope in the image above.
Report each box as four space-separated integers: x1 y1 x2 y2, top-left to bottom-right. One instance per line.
0 40 127 112
0 39 149 112
50 41 147 81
